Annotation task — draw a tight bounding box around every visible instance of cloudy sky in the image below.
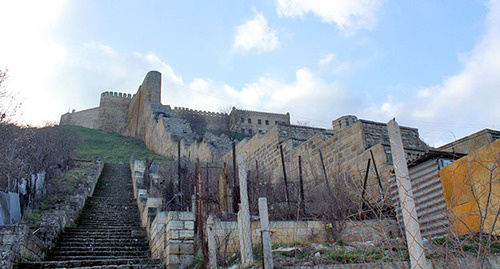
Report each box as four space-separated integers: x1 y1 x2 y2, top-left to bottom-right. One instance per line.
0 0 499 146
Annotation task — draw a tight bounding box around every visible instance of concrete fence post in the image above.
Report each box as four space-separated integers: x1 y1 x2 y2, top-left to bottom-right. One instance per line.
387 119 429 269
237 154 253 267
259 197 273 269
207 215 217 269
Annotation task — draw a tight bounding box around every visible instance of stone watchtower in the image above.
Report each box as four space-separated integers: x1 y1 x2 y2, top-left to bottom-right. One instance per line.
97 91 133 134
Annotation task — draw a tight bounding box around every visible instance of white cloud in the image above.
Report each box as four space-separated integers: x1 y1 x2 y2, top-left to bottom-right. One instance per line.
319 53 336 65
366 0 500 146
233 11 281 53
276 0 382 33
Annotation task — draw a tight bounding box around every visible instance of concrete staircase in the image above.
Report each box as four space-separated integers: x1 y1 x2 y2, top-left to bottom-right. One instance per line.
19 163 161 268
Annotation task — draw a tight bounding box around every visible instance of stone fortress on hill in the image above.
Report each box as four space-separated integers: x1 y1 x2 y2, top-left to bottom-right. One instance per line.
61 70 500 201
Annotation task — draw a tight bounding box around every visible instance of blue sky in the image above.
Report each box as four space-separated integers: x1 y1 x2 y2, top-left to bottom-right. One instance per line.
0 0 499 146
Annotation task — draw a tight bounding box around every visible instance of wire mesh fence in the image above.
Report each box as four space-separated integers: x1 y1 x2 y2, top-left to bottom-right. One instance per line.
138 138 499 268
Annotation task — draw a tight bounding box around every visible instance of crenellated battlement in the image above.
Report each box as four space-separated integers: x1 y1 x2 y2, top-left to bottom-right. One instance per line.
100 91 134 99
173 107 229 118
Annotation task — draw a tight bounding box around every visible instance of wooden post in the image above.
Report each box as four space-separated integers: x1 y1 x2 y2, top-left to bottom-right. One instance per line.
232 142 240 213
387 119 429 269
219 168 228 212
259 197 273 269
237 155 253 267
298 156 305 217
319 149 332 194
207 215 217 269
360 158 371 209
370 150 384 198
177 140 182 210
279 144 290 205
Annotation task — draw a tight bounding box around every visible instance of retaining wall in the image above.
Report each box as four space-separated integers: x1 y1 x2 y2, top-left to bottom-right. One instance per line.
130 157 195 268
0 159 104 269
208 217 397 255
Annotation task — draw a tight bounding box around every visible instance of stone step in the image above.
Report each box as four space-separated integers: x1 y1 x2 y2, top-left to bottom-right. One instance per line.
21 163 160 268
18 258 161 268
51 245 149 252
73 225 143 229
47 251 151 258
46 255 151 261
63 227 143 232
56 241 148 248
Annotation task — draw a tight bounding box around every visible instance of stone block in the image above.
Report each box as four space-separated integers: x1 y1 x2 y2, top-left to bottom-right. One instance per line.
179 254 194 265
166 242 194 255
166 254 180 264
184 220 194 230
167 229 194 240
166 220 184 230
177 211 195 221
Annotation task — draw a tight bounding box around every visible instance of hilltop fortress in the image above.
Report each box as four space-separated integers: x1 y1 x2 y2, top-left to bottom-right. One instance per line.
62 71 497 201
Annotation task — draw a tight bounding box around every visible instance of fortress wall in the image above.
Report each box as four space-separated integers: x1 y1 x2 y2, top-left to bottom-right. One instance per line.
230 108 290 135
60 107 100 129
223 120 428 202
173 107 230 131
97 91 132 134
127 71 162 139
142 116 218 162
361 120 425 150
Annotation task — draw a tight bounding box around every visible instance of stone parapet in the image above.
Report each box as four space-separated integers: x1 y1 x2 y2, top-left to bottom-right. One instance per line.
0 159 104 269
0 225 43 269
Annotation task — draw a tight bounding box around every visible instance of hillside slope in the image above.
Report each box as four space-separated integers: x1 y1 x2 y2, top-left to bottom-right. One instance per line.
69 125 167 163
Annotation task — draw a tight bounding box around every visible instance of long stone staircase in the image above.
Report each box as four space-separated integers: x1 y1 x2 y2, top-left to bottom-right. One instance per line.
19 163 161 268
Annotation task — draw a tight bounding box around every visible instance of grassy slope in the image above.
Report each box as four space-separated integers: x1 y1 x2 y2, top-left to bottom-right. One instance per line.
68 125 168 163
23 126 168 228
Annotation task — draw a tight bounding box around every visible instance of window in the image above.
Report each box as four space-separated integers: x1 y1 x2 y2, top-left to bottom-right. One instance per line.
248 118 252 124
240 117 244 123
248 129 253 134
241 128 245 134
258 119 262 125
345 118 350 127
258 130 263 133
339 121 342 128
351 118 356 124
275 121 279 125
265 120 269 125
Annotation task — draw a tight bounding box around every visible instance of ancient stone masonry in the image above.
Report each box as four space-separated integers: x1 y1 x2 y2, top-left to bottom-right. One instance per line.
97 91 133 134
61 71 235 163
61 70 430 201
59 107 100 129
173 107 230 132
230 107 290 135
223 118 429 203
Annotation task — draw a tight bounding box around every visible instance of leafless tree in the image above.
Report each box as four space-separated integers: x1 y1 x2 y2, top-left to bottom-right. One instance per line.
219 105 244 141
